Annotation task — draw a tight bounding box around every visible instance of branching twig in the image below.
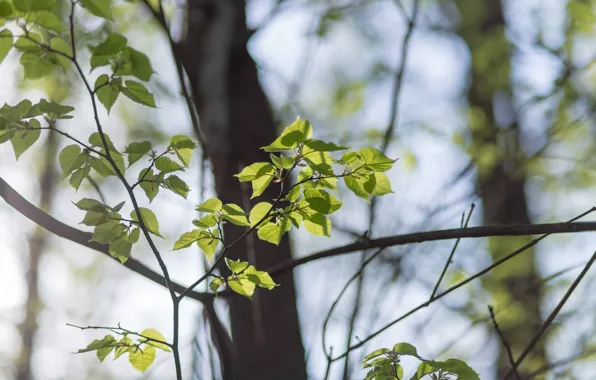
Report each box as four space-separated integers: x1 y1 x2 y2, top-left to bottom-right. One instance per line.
488 305 520 380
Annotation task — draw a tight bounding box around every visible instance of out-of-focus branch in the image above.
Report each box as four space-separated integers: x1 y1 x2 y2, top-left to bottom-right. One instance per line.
0 177 215 303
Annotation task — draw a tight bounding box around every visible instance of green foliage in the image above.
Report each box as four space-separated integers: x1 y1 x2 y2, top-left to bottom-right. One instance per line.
76 326 170 373
362 343 479 380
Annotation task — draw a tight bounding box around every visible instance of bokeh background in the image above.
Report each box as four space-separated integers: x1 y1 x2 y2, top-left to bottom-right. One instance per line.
1 0 596 379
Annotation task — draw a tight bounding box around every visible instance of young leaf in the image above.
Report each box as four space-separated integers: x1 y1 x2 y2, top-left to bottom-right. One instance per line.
362 348 390 363
209 278 224 293
76 335 116 354
235 162 275 182
113 336 133 360
20 52 56 79
131 208 162 238
344 174 369 201
10 128 41 160
193 214 218 229
303 213 331 237
155 156 183 173
74 198 106 212
116 47 154 81
169 135 196 167
257 220 288 245
363 172 393 196
139 328 170 352
251 171 275 199
109 236 132 263
262 117 312 152
49 37 72 68
424 359 480 380
228 276 256 298
222 203 250 226
89 33 127 56
173 230 201 250
90 220 125 244
95 74 120 113
163 175 189 199
125 141 152 167
225 258 249 274
244 266 279 290
96 345 114 362
69 165 91 191
59 144 82 178
249 202 272 227
197 230 220 260
129 345 155 373
0 29 13 65
303 189 342 214
197 198 222 213
286 186 301 202
128 228 141 243
80 0 113 21
392 343 420 358
120 80 156 107
358 148 397 172
304 139 348 152
138 168 162 202
81 211 108 226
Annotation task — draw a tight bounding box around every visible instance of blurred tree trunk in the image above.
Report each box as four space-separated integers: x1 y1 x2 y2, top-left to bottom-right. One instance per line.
180 1 307 379
454 1 546 377
16 132 58 380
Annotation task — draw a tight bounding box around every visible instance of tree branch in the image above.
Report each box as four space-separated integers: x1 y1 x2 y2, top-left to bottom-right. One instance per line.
0 176 216 303
268 208 596 276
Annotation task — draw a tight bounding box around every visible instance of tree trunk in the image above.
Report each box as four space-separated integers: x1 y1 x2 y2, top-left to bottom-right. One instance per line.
16 132 58 380
180 1 307 379
455 1 546 377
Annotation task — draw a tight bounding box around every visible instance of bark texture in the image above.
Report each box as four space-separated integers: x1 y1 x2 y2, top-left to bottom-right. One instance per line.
180 1 307 379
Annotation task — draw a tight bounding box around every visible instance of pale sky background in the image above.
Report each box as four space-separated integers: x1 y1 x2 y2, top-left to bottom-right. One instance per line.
1 0 596 379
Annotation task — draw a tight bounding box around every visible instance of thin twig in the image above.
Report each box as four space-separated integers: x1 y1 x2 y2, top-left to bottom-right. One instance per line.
502 249 596 379
488 305 521 380
429 203 475 301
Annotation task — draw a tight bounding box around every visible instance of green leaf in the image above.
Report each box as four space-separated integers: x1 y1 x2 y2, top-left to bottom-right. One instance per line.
197 198 222 213
257 219 290 245
113 336 133 360
49 37 72 68
270 153 294 169
125 141 151 166
129 345 155 373
197 229 219 260
155 156 183 173
344 174 369 201
358 148 397 172
0 29 13 65
80 0 112 20
173 230 201 250
163 175 189 199
29 11 64 32
74 198 105 212
304 139 348 151
425 359 480 380
131 208 162 238
228 276 256 298
251 171 275 199
109 236 132 263
244 266 279 290
95 74 120 113
303 189 342 214
128 227 140 243
11 124 46 157
222 203 249 226
139 328 170 352
193 214 218 229
209 278 224 293
90 33 126 55
0 2 14 18
37 99 74 116
90 220 125 244
88 131 116 150
304 213 331 237
392 343 419 357
20 52 56 79
235 162 275 182
116 47 154 81
69 165 91 190
76 334 116 354
169 135 196 167
225 258 249 274
362 348 390 363
138 168 162 202
302 144 334 175
81 211 108 226
363 172 393 196
286 186 301 202
59 145 82 178
410 362 437 380
249 202 272 227
262 117 312 152
120 80 156 107
14 33 42 52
